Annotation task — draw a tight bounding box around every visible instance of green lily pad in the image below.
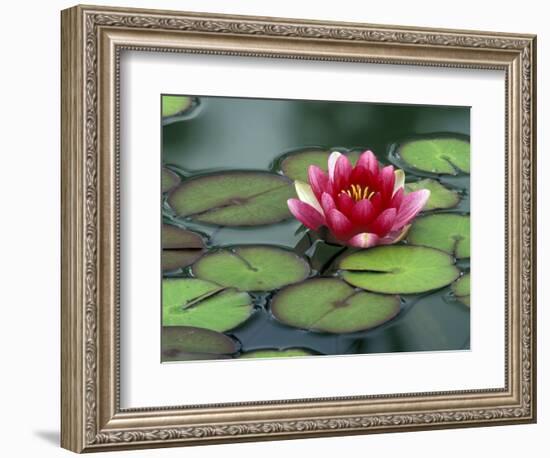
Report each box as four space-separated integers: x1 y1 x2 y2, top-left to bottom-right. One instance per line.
271 278 400 333
162 95 192 117
162 224 204 249
168 172 295 226
162 168 180 193
405 179 460 211
239 348 316 359
163 278 253 332
452 273 470 307
162 250 204 272
162 326 239 362
192 246 310 291
280 148 360 182
339 245 460 294
398 138 470 174
162 225 205 272
407 213 470 258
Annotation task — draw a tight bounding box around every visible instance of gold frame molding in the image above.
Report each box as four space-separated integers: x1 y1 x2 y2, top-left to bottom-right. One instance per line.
61 4 537 453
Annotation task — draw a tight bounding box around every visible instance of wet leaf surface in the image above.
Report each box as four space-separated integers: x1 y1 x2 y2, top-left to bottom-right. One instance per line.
339 245 460 294
398 138 470 174
192 245 310 291
407 213 470 258
168 172 295 226
162 278 253 332
271 278 400 333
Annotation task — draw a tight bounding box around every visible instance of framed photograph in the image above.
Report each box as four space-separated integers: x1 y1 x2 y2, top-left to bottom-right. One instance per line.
61 4 537 453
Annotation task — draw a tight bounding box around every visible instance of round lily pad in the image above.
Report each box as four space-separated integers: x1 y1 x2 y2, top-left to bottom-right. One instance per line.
407 213 470 258
162 225 205 272
162 95 192 118
162 326 239 361
162 250 203 272
192 245 310 291
339 245 460 294
239 348 316 359
168 172 295 226
162 168 180 193
279 148 360 182
162 224 204 249
398 138 470 174
163 278 253 332
271 278 400 333
452 273 470 307
405 179 460 211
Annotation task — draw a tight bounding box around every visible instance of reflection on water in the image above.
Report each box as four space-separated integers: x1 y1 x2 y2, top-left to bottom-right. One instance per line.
162 95 471 357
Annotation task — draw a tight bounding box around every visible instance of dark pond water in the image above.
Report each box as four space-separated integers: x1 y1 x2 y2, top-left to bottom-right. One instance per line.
162 95 470 358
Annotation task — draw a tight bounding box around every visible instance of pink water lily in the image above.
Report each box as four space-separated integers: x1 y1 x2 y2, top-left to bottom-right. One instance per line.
287 151 430 248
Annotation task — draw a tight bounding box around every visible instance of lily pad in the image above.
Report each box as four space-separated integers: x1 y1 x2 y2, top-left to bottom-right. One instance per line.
162 225 205 272
398 138 470 174
192 246 310 291
162 250 203 272
271 278 400 333
452 273 470 307
168 172 295 226
239 348 316 359
162 224 204 249
162 326 239 361
405 179 460 211
163 278 253 332
407 213 470 258
280 148 360 182
339 245 460 294
162 95 192 118
162 168 180 193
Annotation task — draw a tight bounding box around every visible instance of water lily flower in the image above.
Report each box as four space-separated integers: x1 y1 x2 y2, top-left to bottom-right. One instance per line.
287 151 430 248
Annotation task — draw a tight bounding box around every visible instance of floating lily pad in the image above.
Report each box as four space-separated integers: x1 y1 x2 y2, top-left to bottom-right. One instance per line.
271 278 400 333
163 278 253 332
339 246 460 294
162 225 205 272
168 172 295 226
398 138 470 174
452 273 470 307
162 95 192 118
239 348 316 359
280 148 360 182
405 179 460 210
162 224 204 249
162 326 239 361
192 246 310 291
162 168 180 193
162 250 204 272
407 213 470 258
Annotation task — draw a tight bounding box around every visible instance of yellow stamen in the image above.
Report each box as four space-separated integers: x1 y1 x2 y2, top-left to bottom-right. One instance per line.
340 184 376 202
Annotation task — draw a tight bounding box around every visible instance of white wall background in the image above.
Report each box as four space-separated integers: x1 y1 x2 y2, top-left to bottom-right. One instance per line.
0 0 545 456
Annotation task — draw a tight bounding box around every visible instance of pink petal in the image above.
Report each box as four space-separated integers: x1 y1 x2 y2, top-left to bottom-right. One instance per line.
392 189 430 230
379 165 395 200
369 208 397 236
308 165 330 198
351 198 376 226
287 198 325 230
356 150 379 175
391 187 405 209
326 208 356 241
327 152 343 182
321 192 336 214
336 192 355 216
346 232 381 248
350 165 371 189
334 154 353 191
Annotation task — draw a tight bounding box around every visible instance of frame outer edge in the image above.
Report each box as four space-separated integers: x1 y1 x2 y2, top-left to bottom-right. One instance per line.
61 5 86 453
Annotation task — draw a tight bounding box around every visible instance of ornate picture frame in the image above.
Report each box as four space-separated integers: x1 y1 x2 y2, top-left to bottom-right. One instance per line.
61 4 536 453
